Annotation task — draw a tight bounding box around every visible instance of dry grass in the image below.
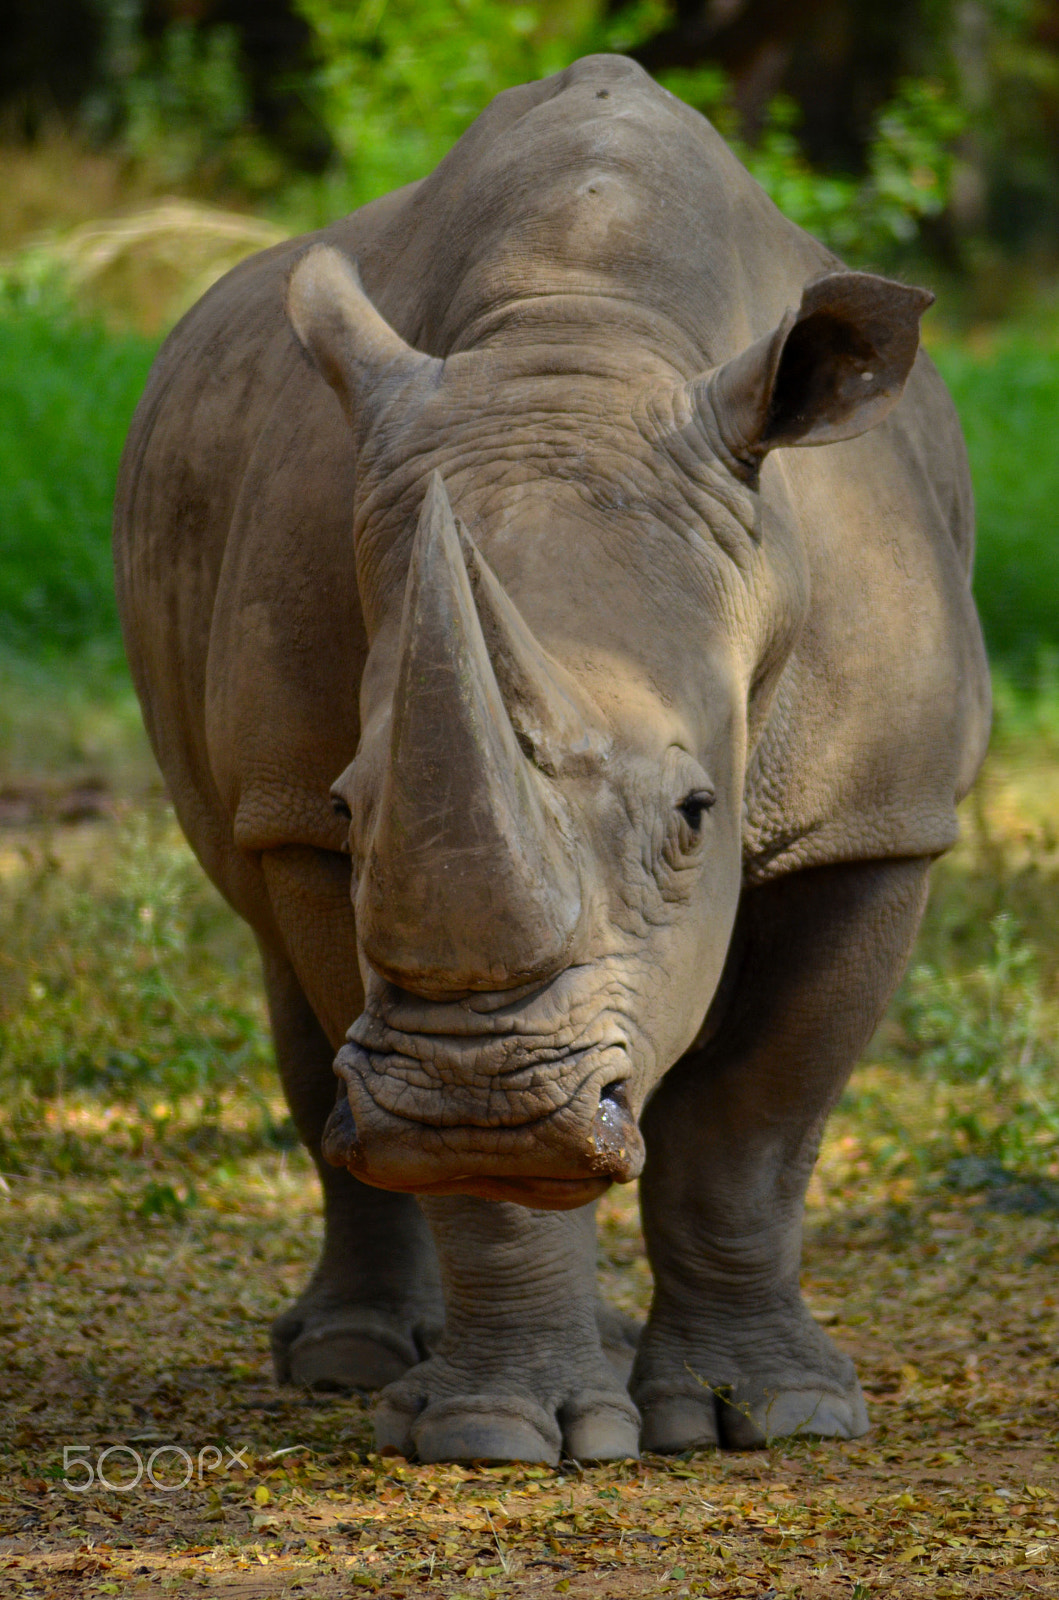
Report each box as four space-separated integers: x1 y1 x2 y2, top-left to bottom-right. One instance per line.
1 199 288 334
0 139 150 257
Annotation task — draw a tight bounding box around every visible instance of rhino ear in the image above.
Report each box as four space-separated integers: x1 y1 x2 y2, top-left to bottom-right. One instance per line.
286 244 438 427
694 271 934 477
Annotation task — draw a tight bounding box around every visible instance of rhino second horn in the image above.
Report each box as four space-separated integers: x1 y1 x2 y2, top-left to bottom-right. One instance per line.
358 473 582 996
459 527 610 774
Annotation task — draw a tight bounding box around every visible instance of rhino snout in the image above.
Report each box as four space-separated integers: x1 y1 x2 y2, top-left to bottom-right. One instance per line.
323 1039 644 1209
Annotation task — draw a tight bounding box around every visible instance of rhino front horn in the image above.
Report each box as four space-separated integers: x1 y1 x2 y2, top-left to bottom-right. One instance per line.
358 472 583 996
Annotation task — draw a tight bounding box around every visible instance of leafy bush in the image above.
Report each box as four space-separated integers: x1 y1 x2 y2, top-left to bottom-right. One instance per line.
655 71 964 264
289 0 577 217
86 5 282 194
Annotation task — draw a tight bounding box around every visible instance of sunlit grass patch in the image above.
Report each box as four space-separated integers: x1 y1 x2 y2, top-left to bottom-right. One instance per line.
0 650 154 791
819 751 1059 1208
827 913 1059 1204
0 806 285 1179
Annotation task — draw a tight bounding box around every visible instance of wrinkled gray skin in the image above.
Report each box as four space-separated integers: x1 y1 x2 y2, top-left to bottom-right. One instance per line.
115 56 990 1463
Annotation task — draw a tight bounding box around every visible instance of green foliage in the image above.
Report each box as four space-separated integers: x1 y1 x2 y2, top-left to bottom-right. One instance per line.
0 303 156 662
658 69 964 263
86 2 281 193
121 23 279 191
933 332 1059 669
286 0 672 220
290 0 570 215
946 0 1059 251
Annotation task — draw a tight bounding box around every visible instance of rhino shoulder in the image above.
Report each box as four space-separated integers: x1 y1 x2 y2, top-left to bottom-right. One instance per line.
743 354 991 883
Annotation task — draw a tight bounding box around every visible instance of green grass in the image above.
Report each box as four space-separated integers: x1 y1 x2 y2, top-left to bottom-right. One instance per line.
0 808 284 1180
933 335 1059 673
0 304 157 664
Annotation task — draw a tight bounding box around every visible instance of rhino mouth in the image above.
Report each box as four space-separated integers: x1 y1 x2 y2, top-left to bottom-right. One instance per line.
322 1034 645 1211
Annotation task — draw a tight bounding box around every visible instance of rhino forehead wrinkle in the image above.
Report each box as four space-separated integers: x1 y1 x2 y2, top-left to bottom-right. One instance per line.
116 52 990 1464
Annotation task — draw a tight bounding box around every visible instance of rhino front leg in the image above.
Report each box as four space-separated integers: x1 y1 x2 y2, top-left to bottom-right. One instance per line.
259 940 444 1390
373 1197 641 1464
633 856 930 1450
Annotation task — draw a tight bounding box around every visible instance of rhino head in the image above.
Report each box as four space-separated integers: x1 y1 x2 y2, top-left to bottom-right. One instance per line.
286 243 930 1210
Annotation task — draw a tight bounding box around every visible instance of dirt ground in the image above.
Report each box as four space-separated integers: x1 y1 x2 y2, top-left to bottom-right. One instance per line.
1 1159 1056 1600
1 766 1058 1600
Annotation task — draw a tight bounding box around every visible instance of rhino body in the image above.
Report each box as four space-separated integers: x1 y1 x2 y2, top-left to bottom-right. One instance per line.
115 55 990 1462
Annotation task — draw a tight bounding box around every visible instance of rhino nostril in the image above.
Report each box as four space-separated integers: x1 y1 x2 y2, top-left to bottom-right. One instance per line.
590 1080 644 1182
595 1081 632 1138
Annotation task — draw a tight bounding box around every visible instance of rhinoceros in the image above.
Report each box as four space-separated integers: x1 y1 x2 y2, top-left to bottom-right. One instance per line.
115 53 990 1463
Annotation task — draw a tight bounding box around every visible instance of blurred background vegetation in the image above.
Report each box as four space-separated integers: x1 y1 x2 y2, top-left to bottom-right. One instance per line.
4 1 1059 279
1 3 1057 1199
2 0 1059 704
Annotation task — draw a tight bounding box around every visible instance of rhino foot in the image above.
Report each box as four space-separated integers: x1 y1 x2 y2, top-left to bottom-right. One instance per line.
633 1300 868 1451
373 1351 640 1465
636 1374 867 1452
271 1303 440 1392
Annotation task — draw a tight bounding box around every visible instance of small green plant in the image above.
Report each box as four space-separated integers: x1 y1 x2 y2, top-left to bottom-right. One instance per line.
134 1178 198 1222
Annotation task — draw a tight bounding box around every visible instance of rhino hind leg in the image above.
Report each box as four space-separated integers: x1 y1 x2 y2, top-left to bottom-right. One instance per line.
632 856 930 1451
259 941 444 1391
372 1198 641 1464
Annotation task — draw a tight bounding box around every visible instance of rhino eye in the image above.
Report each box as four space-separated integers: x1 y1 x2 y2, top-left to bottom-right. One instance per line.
677 789 715 830
331 793 353 822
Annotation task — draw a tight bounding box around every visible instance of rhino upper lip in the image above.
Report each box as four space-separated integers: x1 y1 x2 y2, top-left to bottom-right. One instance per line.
343 970 631 1125
351 968 584 1041
336 1036 626 1130
327 1030 645 1192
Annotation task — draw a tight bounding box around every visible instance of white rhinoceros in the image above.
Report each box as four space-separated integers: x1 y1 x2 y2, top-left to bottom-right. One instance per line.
114 54 990 1464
